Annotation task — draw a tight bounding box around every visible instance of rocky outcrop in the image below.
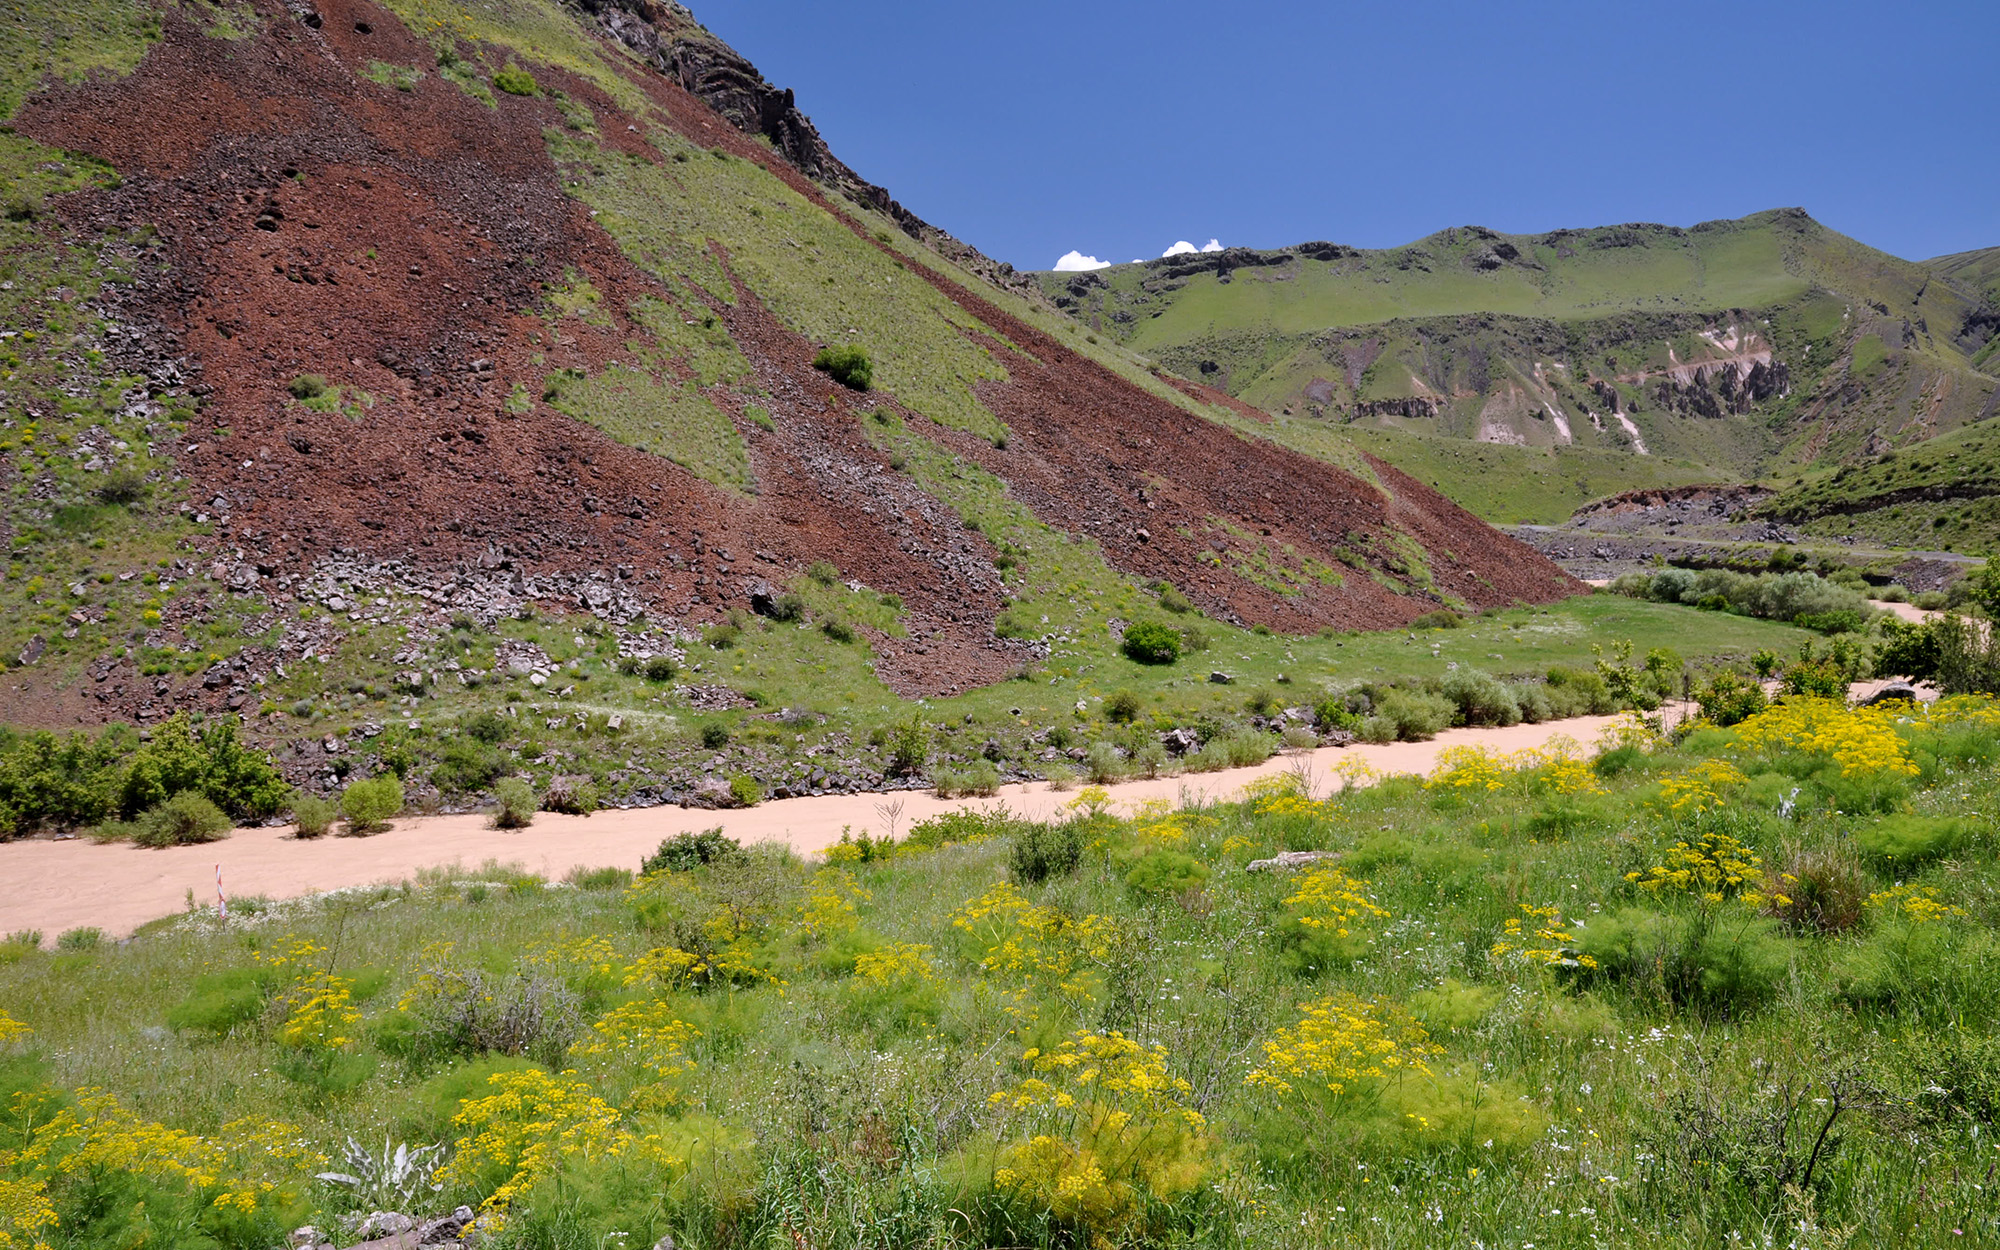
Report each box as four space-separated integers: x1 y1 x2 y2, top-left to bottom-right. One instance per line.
1353 397 1442 421
565 0 1044 302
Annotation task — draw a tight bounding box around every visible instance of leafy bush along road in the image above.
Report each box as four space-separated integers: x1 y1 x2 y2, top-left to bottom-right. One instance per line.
3 694 1999 1248
0 713 1625 943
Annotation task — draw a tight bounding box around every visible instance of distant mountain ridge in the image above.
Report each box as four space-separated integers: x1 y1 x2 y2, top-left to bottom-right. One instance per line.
1038 210 1999 529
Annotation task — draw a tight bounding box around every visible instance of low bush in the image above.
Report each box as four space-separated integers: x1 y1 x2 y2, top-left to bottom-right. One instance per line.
1855 815 1969 868
1105 690 1142 724
642 827 743 874
166 966 277 1036
1121 621 1182 665
1010 821 1083 884
886 718 929 775
491 778 537 829
119 712 288 820
1440 668 1520 727
1084 740 1125 784
1375 688 1455 740
1576 906 1793 1019
132 792 232 848
430 735 505 794
642 655 679 682
728 774 764 807
285 790 334 839
1409 610 1461 630
933 761 1000 798
811 344 872 390
701 722 732 750
1124 848 1208 897
493 63 538 95
341 776 404 835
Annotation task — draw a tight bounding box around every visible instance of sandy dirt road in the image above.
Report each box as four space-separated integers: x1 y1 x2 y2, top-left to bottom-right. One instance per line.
0 716 1628 940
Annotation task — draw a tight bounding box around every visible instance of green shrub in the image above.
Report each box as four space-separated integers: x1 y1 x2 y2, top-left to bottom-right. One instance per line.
430 735 505 794
133 792 232 848
1010 821 1083 884
1409 980 1503 1033
1695 669 1767 727
642 827 743 874
1376 688 1454 740
1124 848 1209 897
904 807 1017 853
1409 610 1461 630
55 927 103 952
812 344 872 390
642 655 679 682
1440 668 1520 727
1546 665 1616 714
287 374 328 400
1084 740 1124 784
1121 621 1182 665
491 777 536 829
700 722 732 750
1834 921 2000 1020
341 776 404 834
1855 815 1969 867
820 619 856 644
566 865 633 891
0 726 132 834
166 966 278 1036
1105 690 1142 724
766 592 806 623
1576 907 1792 1018
728 774 763 807
120 713 287 820
463 710 511 744
933 761 1000 798
806 560 839 586
886 717 929 775
493 63 538 95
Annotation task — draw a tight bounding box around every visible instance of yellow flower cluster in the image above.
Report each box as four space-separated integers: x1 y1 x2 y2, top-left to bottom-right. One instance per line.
950 882 1116 998
439 1069 634 1211
573 999 699 1081
1425 739 1603 797
798 868 870 939
1489 903 1597 970
1245 993 1439 1097
0 1010 29 1047
852 942 935 985
1280 866 1389 938
1917 694 2000 730
623 945 708 990
1655 759 1748 817
525 935 621 984
1733 697 1918 778
1865 883 1967 924
0 1175 58 1250
275 975 360 1052
988 1031 1209 1235
6 1089 319 1230
1626 830 1790 908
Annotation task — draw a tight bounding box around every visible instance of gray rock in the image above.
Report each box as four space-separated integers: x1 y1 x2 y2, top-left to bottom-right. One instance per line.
1864 683 1921 706
354 1213 415 1240
1246 849 1344 872
1208 671 1234 685
1160 727 1201 756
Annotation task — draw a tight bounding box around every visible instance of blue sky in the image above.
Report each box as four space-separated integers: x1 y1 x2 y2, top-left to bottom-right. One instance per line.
688 0 1996 272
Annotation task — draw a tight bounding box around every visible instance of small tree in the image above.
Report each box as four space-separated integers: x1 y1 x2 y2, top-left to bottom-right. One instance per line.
341 776 404 835
887 717 930 776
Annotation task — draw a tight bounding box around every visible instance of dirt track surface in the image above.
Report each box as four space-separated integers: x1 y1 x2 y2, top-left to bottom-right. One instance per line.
0 715 1622 940
8 0 1576 718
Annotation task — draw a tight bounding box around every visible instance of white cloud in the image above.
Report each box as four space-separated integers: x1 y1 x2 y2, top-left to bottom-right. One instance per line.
1053 250 1111 272
1200 238 1224 253
1161 240 1198 257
